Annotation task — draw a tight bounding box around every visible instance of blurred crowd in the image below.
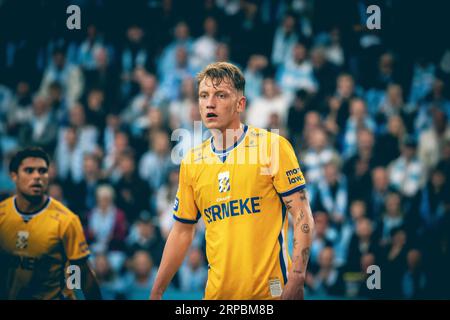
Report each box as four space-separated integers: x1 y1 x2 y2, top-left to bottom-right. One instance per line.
1 0 449 299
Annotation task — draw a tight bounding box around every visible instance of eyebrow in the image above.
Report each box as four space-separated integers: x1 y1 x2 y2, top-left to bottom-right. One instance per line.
22 166 48 171
199 89 229 95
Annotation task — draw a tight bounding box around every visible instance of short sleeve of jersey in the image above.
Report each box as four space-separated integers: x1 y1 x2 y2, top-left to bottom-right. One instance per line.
271 135 306 196
62 215 90 261
173 160 201 224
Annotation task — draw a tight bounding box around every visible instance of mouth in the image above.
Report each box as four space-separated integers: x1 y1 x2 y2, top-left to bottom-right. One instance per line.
30 184 43 190
206 113 218 119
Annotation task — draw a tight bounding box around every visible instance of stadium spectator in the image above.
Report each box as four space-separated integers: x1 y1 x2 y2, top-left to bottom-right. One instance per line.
55 125 86 184
368 167 390 221
271 13 299 67
157 167 180 238
276 42 317 95
343 129 376 202
418 108 450 172
67 154 106 221
389 136 424 198
287 89 309 150
373 115 404 167
379 227 409 298
93 254 122 300
83 88 108 130
243 54 267 103
400 249 428 299
246 77 290 129
158 21 193 78
39 48 84 105
126 211 165 266
179 247 208 292
121 250 157 300
121 74 167 132
314 159 349 228
342 98 376 159
311 46 339 99
412 164 448 233
120 24 153 102
376 83 417 135
310 212 337 271
307 246 345 298
139 130 173 191
103 131 132 182
64 102 99 152
87 184 128 254
18 95 58 154
191 16 219 70
114 151 153 223
345 217 379 273
5 81 33 138
160 46 197 102
375 191 408 246
302 127 338 184
331 73 359 131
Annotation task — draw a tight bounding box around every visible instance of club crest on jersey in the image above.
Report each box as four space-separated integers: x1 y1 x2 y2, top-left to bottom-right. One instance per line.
16 231 29 249
218 171 231 193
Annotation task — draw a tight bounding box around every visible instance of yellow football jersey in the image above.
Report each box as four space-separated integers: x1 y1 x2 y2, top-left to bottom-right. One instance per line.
173 125 306 300
0 196 90 300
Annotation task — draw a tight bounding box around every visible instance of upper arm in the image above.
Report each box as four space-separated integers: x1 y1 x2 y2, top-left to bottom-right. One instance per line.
173 160 201 223
62 215 90 262
271 135 306 196
281 188 310 216
171 220 197 238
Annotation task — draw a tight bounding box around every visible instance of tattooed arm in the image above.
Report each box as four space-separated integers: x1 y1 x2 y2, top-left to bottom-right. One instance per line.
280 188 314 300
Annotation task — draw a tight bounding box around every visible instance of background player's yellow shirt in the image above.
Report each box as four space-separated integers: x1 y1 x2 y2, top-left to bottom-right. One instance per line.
0 197 90 299
173 125 306 299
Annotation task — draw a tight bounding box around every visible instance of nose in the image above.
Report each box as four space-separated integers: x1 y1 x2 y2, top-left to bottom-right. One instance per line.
205 96 216 109
32 170 42 180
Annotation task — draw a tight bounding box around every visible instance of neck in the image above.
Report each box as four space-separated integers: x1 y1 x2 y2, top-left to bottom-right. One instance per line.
99 205 111 213
15 194 48 214
211 122 245 151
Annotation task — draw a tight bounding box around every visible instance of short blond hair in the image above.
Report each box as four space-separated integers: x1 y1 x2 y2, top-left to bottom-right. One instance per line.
197 62 245 93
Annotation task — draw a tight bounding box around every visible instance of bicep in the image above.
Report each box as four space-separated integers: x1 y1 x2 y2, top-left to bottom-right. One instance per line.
281 188 310 213
171 221 196 239
282 189 313 227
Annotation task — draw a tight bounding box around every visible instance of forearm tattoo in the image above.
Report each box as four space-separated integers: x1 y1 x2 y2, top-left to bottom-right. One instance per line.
301 248 310 268
301 224 310 233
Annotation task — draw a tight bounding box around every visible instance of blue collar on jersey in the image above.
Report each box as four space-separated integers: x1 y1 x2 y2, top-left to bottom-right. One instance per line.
14 196 51 222
210 124 248 162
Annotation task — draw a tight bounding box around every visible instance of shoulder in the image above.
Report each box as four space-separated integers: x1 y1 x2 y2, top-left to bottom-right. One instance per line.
47 198 81 225
0 197 14 219
183 138 212 165
249 126 288 141
0 196 13 208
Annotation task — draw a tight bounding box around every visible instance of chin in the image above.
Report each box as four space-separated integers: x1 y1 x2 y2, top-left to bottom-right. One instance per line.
24 192 46 202
204 122 220 130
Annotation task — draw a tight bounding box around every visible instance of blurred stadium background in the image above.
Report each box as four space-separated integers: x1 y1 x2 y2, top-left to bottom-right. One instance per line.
0 0 449 299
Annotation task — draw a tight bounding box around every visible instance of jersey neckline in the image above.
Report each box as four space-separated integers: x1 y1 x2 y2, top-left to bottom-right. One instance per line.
210 124 249 156
13 196 51 222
